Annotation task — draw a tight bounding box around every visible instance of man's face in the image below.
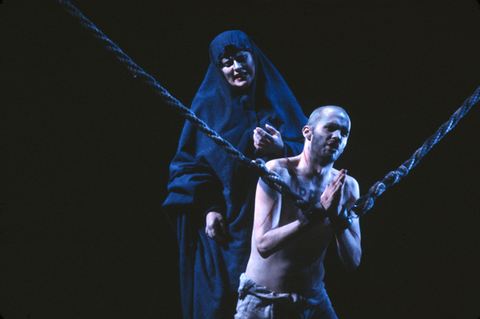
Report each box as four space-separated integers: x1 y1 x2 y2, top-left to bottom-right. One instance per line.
221 51 255 89
309 108 350 163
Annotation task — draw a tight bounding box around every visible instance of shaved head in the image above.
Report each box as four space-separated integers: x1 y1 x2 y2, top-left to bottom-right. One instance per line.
307 105 350 128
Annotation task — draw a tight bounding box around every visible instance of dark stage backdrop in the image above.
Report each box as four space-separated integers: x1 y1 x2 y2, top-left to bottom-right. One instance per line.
1 1 479 318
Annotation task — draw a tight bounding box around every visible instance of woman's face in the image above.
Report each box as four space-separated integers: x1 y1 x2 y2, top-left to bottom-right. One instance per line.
221 51 255 89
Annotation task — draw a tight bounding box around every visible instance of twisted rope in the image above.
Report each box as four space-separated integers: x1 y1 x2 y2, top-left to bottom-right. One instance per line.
352 85 480 216
57 0 247 164
58 0 479 219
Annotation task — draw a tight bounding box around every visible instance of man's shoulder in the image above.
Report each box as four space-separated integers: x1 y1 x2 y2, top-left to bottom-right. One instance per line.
265 156 299 174
345 174 360 197
265 157 287 171
345 174 359 187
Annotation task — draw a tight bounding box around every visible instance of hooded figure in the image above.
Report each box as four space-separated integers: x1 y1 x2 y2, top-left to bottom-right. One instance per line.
163 31 308 319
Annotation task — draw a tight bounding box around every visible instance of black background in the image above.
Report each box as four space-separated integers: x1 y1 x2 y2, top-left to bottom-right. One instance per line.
1 1 480 318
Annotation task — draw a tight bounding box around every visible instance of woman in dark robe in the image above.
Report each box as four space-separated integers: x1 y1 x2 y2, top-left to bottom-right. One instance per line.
163 30 308 319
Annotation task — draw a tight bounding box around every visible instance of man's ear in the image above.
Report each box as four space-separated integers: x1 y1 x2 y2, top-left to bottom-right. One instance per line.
303 125 312 141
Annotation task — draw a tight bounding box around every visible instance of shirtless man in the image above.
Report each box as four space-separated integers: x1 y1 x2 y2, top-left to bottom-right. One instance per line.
235 105 361 319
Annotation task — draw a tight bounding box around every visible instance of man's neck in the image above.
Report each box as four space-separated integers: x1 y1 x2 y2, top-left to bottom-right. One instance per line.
297 150 333 180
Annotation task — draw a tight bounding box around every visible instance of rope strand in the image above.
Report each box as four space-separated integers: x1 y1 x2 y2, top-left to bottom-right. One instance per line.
352 85 480 216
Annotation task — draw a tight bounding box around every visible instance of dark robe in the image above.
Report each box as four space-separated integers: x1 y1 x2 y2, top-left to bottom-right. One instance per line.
162 31 308 319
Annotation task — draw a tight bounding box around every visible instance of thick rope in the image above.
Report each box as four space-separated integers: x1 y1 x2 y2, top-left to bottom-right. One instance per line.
57 0 479 219
56 0 247 165
352 85 480 216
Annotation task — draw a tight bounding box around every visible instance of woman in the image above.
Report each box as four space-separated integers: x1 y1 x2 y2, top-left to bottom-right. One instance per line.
163 30 307 319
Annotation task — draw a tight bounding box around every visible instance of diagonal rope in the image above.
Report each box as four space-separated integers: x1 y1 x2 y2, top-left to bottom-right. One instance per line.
57 0 479 219
352 86 480 216
56 0 246 164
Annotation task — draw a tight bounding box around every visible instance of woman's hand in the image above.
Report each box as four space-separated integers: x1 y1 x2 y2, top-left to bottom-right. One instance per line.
205 211 228 242
253 124 284 156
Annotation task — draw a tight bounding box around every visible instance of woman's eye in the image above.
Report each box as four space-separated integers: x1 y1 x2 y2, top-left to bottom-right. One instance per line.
222 60 232 67
236 55 246 62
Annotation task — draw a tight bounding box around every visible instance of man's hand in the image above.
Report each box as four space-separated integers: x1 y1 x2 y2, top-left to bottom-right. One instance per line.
320 169 346 213
205 211 228 242
253 124 284 156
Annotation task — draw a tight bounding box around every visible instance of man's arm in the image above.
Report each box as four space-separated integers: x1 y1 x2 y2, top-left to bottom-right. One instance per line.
253 162 308 258
334 177 362 271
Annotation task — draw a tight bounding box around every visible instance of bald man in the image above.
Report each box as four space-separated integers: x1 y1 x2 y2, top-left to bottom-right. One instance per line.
235 106 361 319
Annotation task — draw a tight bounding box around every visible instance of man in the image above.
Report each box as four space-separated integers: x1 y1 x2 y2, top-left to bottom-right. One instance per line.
235 105 361 319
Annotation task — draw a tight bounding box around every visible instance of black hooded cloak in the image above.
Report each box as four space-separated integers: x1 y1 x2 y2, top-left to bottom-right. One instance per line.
162 31 308 319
